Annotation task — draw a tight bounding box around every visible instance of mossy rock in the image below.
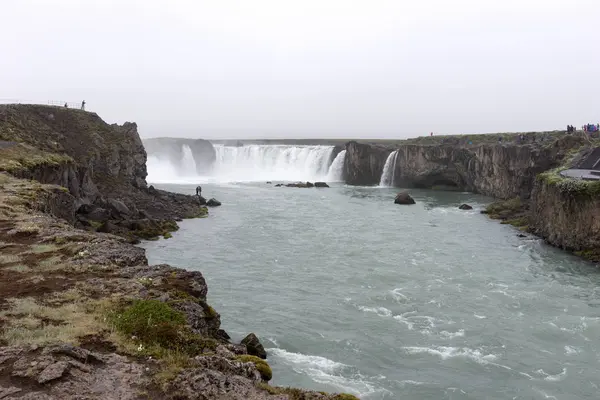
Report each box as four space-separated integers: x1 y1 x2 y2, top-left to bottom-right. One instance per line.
236 355 272 381
574 248 600 263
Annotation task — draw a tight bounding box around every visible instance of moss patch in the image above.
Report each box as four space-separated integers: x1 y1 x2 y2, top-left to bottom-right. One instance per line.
574 249 600 263
236 355 272 381
484 198 524 220
0 143 73 174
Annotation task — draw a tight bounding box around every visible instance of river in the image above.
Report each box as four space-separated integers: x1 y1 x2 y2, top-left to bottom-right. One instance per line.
141 182 600 400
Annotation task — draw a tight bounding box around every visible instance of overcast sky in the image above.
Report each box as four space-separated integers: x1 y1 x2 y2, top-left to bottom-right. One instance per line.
2 0 599 139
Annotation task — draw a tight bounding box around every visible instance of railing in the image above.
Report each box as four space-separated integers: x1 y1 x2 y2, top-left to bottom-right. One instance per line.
0 99 89 111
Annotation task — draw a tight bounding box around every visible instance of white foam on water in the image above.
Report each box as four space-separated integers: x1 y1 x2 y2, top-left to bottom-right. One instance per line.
403 346 499 365
534 368 567 382
268 348 389 398
357 306 392 318
564 345 580 355
389 288 409 303
440 329 466 339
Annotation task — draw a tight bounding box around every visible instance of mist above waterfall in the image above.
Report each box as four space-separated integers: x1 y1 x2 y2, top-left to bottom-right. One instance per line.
146 143 342 184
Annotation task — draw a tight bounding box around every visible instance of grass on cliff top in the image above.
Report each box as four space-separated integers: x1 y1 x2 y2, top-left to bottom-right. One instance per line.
0 293 106 347
0 143 73 174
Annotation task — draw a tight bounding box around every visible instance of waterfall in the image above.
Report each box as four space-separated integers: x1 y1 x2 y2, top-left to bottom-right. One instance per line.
181 145 197 174
326 150 346 182
211 145 335 182
379 150 398 187
146 143 343 184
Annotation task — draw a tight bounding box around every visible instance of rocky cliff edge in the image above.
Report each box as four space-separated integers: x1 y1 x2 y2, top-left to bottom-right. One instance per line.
0 105 358 399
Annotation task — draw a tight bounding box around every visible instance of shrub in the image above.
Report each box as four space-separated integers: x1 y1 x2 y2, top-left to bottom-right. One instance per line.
111 299 186 349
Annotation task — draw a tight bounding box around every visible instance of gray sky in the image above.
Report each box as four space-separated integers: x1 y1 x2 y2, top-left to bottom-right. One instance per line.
2 0 599 139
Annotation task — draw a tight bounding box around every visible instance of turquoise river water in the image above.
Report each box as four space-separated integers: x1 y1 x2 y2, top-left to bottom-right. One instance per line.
141 182 600 400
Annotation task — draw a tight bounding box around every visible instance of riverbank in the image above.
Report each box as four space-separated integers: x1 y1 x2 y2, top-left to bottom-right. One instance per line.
0 105 357 399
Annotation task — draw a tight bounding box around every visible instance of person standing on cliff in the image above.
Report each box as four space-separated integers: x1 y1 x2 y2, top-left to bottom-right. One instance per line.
196 185 202 196
81 100 86 111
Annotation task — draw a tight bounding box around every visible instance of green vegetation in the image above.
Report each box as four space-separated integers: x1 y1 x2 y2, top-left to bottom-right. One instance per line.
131 219 180 241
574 249 600 263
236 355 272 381
109 299 218 358
484 198 524 220
0 144 73 174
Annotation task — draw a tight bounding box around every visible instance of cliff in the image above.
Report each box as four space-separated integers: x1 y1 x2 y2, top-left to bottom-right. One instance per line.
529 147 600 262
342 132 600 263
343 132 584 199
0 105 358 399
0 105 206 241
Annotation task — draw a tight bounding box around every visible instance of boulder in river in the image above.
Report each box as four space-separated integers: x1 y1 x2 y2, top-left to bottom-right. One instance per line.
197 195 207 206
314 182 330 188
286 181 315 188
275 184 283 187
394 192 416 205
458 204 473 210
207 198 222 207
241 333 267 359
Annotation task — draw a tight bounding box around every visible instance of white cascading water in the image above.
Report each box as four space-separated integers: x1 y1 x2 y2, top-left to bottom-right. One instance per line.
146 144 341 184
379 150 398 187
211 145 335 182
181 145 197 174
326 150 346 182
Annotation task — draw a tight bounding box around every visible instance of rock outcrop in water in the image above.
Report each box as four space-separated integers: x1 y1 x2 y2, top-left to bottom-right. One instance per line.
0 105 358 399
394 192 416 205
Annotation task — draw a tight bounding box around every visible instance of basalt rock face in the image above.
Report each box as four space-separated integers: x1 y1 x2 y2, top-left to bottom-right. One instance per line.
343 141 393 185
0 105 205 240
343 135 585 199
530 180 600 256
143 137 217 175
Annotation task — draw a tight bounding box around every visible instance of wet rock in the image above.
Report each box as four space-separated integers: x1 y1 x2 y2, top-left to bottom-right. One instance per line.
241 333 267 359
314 182 329 188
37 361 69 384
207 198 222 207
266 181 272 184
458 203 473 210
274 184 282 187
517 233 527 238
394 192 416 205
285 182 314 188
197 195 207 206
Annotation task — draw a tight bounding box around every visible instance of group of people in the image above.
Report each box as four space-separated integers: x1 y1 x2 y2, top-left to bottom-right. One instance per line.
566 124 599 133
63 100 86 110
